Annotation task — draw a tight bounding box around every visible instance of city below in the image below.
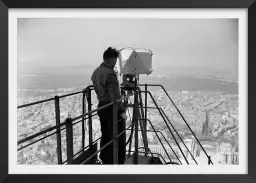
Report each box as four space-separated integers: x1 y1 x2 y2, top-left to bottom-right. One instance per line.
17 83 238 165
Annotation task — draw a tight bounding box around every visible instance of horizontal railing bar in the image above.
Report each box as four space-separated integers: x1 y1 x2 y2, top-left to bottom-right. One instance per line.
72 119 83 126
18 122 66 145
17 85 95 109
18 98 55 109
72 113 98 126
74 137 101 157
17 130 59 151
18 110 97 145
18 126 66 151
71 93 134 122
58 91 83 99
138 84 161 87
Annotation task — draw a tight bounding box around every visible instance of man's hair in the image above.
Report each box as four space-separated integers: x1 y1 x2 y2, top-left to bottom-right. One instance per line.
103 47 119 60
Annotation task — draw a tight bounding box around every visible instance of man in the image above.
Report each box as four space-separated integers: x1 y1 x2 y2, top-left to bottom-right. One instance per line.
91 47 126 164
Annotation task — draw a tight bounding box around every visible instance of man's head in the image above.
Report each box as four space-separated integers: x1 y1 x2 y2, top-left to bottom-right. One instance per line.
103 47 119 68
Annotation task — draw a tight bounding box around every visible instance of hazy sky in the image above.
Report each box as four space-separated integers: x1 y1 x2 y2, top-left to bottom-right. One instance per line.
18 18 238 70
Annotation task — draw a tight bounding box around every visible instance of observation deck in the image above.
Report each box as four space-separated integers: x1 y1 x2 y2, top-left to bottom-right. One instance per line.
17 84 213 165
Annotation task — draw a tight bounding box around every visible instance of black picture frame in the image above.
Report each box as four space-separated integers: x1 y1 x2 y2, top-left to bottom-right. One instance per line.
0 0 255 183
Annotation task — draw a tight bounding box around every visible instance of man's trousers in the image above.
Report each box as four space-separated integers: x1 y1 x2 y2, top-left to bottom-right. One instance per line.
97 101 126 164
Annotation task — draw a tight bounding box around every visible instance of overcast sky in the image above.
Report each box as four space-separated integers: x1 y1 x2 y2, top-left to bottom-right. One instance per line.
18 18 238 70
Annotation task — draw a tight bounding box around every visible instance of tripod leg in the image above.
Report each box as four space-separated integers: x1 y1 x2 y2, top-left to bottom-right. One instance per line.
138 90 149 155
127 92 142 160
134 91 141 164
127 103 136 158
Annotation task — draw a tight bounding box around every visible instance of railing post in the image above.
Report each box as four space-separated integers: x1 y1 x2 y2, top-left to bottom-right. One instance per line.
113 102 118 164
208 156 212 165
138 88 149 156
86 88 93 147
66 118 74 164
82 89 86 152
54 96 62 164
145 84 147 137
134 90 139 164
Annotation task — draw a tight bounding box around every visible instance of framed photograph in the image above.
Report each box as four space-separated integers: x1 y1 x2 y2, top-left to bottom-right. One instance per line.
1 0 255 182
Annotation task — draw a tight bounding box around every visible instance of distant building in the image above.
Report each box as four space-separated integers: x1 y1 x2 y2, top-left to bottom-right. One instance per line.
213 131 218 137
224 130 232 137
182 91 189 94
217 142 239 164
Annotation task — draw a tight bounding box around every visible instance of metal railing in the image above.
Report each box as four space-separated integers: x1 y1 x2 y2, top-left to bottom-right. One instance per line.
18 85 94 164
128 122 182 164
17 84 213 165
140 84 213 165
18 85 134 164
145 106 197 164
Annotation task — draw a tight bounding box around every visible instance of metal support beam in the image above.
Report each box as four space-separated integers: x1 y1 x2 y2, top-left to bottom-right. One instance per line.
86 88 93 148
82 90 86 152
66 118 74 164
134 90 139 164
54 96 62 164
145 84 148 142
138 88 149 156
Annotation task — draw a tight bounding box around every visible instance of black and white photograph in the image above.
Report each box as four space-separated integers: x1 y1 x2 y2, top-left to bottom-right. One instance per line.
9 9 247 174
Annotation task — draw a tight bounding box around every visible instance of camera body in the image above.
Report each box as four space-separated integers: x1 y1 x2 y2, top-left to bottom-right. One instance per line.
118 48 153 93
118 48 153 76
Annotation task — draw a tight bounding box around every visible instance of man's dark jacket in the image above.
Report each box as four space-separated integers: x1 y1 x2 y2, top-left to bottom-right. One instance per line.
91 62 124 112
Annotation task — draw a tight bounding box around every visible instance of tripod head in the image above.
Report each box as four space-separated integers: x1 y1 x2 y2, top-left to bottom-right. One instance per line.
121 74 139 96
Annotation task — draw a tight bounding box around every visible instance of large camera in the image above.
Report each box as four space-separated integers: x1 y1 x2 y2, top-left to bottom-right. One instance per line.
117 48 153 92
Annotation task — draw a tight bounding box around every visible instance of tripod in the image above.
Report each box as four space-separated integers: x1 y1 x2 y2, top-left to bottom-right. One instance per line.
121 76 150 164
